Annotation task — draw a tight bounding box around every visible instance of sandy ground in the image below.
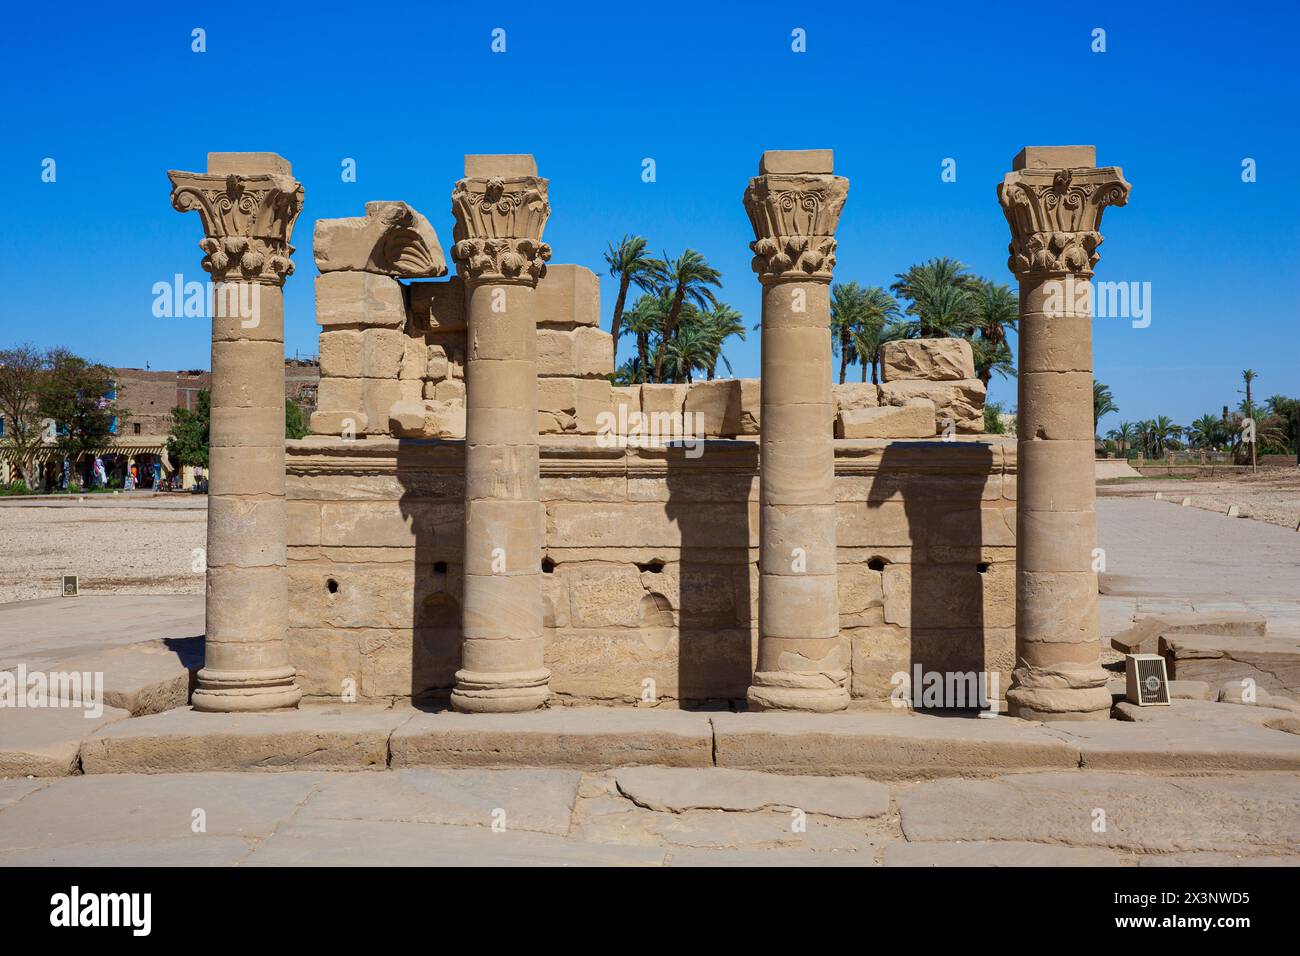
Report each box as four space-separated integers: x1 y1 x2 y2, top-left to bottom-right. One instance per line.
0 496 206 605
1098 466 1300 530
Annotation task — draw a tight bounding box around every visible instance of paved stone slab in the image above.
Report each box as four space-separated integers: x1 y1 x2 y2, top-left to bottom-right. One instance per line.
896 770 1300 854
0 771 322 851
242 817 667 866
1049 705 1300 772
0 594 204 672
1109 611 1267 655
0 777 50 808
1162 633 1300 698
644 809 881 852
0 836 256 867
884 840 1126 867
613 766 889 818
710 713 1080 778
296 768 580 835
48 638 201 716
391 708 713 769
1137 851 1300 867
0 705 130 777
666 846 873 866
79 706 412 773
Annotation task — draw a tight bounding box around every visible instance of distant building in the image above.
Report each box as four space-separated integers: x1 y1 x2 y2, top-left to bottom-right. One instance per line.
0 360 316 489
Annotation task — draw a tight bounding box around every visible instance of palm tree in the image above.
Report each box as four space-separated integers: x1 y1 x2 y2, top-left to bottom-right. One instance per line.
831 282 867 384
966 280 1019 386
603 236 660 362
650 250 722 383
660 318 711 384
1149 415 1178 458
699 303 745 380
1093 381 1118 434
849 286 905 384
622 293 667 385
1240 369 1258 470
1187 414 1223 450
891 257 975 337
969 336 1015 385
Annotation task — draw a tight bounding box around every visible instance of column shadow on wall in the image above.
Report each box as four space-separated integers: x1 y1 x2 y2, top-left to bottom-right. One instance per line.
867 440 993 717
396 439 464 712
664 439 756 709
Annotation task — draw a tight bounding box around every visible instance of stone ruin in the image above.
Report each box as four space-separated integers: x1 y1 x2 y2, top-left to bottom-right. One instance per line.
168 146 1129 721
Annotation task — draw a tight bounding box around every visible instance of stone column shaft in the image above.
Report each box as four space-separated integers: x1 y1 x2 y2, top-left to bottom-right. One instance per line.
450 155 552 713
169 152 304 712
744 150 849 712
998 146 1130 721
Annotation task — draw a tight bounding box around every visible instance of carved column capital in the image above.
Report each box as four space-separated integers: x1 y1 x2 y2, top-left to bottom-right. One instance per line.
743 173 848 284
168 170 304 285
997 166 1130 278
450 175 552 284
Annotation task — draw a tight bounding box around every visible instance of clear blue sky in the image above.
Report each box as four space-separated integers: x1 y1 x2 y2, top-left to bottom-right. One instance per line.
2 1 1296 431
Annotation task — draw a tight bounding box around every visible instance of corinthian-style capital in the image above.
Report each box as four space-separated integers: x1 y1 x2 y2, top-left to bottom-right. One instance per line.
450 165 552 285
168 158 304 285
743 153 848 284
998 154 1130 279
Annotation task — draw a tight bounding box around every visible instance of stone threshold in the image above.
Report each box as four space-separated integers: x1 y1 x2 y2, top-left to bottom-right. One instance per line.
21 703 1292 778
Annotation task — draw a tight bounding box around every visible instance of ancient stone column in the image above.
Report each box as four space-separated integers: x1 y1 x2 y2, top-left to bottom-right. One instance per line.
169 152 304 712
743 150 850 712
449 155 552 712
998 146 1130 721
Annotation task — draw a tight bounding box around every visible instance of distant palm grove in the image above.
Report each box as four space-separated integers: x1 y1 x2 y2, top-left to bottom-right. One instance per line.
603 238 1017 392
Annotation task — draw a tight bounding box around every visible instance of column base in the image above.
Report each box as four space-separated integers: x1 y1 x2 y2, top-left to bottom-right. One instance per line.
191 666 302 713
746 670 849 713
451 668 550 714
1005 660 1113 721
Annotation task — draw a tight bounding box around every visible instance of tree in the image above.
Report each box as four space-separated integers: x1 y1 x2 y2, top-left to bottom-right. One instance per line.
285 398 309 439
1187 414 1224 451
830 282 867 384
36 349 123 485
966 279 1019 386
699 303 745 380
650 250 721 382
1148 415 1178 458
167 389 210 468
891 257 975 337
0 343 46 484
1093 381 1118 434
623 293 667 384
1241 369 1258 470
603 235 660 363
1107 421 1138 455
984 401 1007 435
850 286 905 384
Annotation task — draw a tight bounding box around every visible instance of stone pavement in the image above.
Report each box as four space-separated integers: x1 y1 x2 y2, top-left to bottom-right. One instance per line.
0 766 1294 866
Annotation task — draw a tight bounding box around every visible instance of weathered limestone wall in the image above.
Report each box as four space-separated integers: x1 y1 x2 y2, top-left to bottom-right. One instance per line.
285 435 1015 707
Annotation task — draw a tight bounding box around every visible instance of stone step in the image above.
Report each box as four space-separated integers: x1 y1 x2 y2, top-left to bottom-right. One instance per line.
1 705 129 777
79 706 412 774
710 712 1081 778
390 708 714 769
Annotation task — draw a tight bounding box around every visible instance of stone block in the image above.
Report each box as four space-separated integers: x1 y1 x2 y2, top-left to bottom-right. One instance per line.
1 706 130 777
315 272 406 328
1013 145 1096 170
537 327 614 377
426 344 450 381
1161 634 1300 699
465 154 537 178
836 401 936 439
1109 612 1268 656
363 379 404 435
879 378 985 433
881 338 975 382
409 278 466 333
318 329 363 378
759 149 834 174
833 382 879 412
612 766 888 818
537 377 612 435
535 264 600 328
313 200 447 278
207 152 291 175
641 383 688 419
685 379 760 437
309 408 367 437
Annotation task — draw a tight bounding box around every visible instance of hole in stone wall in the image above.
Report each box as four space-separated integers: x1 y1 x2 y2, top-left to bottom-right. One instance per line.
433 561 448 575
636 559 666 573
326 578 339 594
867 557 886 572
976 562 990 574
541 556 556 574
